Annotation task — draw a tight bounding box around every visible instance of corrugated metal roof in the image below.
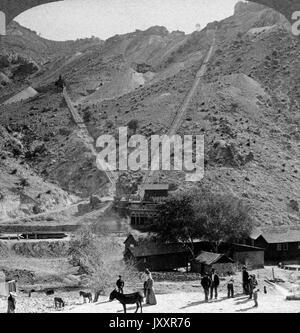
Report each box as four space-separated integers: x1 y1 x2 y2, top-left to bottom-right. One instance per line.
194 251 234 265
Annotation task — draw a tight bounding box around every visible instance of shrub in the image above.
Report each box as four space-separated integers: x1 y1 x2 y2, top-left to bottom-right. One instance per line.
127 119 139 134
68 226 139 294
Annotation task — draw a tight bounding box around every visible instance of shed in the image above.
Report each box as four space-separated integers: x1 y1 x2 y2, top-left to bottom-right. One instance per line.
191 251 234 275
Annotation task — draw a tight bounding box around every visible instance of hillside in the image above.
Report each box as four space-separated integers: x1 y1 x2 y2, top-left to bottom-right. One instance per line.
0 2 299 228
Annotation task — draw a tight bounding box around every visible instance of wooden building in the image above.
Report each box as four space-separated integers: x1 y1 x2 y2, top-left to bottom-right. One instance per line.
191 251 234 275
140 184 169 202
124 234 264 271
247 228 300 263
124 242 190 271
127 184 170 230
192 242 264 269
129 202 158 230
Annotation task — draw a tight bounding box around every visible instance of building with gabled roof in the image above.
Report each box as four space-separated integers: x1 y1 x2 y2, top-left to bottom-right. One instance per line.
247 228 300 263
191 251 234 274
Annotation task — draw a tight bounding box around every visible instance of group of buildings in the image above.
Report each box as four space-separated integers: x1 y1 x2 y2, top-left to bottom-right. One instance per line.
124 184 300 273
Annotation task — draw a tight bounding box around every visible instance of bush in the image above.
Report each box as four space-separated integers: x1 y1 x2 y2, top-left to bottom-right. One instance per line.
20 178 30 187
68 226 139 294
0 56 9 69
127 119 139 134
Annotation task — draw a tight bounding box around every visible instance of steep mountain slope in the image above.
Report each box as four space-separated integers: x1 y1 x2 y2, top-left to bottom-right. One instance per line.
76 2 299 227
0 21 102 100
0 2 299 227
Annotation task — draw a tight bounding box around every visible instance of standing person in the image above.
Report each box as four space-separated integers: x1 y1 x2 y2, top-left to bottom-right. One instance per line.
227 277 234 298
116 275 124 294
242 266 249 295
201 273 212 302
7 292 16 313
210 269 220 300
145 271 157 305
253 285 259 307
248 274 258 299
141 269 150 297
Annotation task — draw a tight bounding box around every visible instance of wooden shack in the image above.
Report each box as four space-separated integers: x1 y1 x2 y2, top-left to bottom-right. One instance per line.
191 251 234 275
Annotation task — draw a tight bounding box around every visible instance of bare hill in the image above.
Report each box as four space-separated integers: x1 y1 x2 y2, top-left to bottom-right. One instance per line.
0 2 299 227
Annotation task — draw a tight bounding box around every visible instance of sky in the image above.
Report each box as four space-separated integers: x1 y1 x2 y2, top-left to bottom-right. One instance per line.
15 0 241 41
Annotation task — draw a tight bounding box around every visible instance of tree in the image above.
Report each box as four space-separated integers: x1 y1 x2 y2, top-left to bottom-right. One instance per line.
127 119 139 134
146 191 203 257
193 189 253 252
147 187 253 257
68 226 139 295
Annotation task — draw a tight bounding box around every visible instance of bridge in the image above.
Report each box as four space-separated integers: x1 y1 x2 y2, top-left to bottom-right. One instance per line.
0 0 299 35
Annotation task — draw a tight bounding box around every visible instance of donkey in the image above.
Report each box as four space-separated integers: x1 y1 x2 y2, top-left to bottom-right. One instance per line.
79 291 93 303
54 297 65 309
109 289 143 313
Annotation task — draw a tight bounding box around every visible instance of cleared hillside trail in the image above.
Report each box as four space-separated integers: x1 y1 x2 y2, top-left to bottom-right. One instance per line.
138 29 217 194
63 88 117 198
1 199 88 225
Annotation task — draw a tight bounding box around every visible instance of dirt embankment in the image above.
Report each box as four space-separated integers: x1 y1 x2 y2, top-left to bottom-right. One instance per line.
1 240 69 258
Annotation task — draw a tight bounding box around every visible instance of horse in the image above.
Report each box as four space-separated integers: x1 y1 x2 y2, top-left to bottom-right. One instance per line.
109 289 143 313
54 297 65 309
79 291 93 303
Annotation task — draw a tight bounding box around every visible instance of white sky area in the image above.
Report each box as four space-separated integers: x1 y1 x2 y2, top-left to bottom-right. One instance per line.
15 0 241 41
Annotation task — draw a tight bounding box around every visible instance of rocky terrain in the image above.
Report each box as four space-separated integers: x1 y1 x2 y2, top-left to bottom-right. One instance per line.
0 1 299 229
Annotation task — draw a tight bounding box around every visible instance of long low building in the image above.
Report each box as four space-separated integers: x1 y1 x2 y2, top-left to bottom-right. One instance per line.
124 234 264 271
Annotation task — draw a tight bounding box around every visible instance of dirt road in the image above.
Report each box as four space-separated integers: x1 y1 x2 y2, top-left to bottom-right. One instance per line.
63 290 299 313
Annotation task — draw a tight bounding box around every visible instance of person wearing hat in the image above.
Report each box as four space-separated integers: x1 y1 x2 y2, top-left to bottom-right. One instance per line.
242 266 249 295
209 268 220 300
116 275 124 294
7 292 16 313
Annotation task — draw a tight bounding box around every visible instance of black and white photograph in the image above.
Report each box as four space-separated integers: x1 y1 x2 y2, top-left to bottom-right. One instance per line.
0 0 299 319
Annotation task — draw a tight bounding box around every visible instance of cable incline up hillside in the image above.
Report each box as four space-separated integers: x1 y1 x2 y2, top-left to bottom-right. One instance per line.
138 29 217 197
63 87 117 197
